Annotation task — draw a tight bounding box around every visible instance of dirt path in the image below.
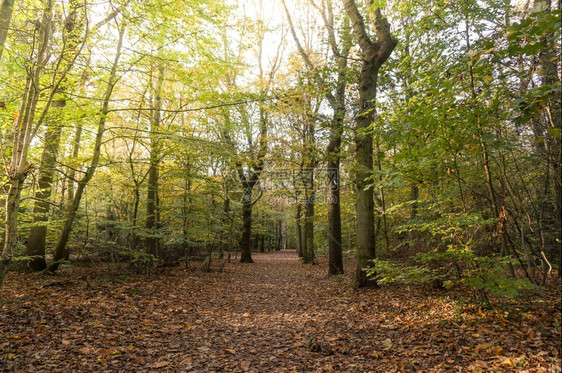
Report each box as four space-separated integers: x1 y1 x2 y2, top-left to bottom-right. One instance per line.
1 250 560 372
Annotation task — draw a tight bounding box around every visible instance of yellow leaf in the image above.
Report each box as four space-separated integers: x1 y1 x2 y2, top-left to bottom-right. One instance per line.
224 348 236 355
381 338 392 350
498 356 513 366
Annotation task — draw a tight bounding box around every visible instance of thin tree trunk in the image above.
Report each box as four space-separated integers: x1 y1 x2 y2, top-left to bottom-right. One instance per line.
296 203 303 257
0 176 23 286
47 24 125 272
410 184 419 220
66 123 82 206
0 0 53 286
376 139 390 251
130 186 140 249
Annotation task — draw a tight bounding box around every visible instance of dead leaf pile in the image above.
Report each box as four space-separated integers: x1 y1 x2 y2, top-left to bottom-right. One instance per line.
1 250 560 372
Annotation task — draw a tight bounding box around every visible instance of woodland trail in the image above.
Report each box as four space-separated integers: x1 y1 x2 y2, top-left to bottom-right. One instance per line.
1 250 560 372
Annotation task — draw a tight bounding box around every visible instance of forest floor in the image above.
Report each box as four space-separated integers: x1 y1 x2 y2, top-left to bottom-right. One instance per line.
0 250 560 372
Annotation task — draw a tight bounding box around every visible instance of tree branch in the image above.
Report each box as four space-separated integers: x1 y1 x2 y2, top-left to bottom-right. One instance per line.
342 0 374 55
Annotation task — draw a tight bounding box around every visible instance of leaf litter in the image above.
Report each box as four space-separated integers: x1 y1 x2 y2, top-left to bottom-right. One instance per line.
1 250 560 372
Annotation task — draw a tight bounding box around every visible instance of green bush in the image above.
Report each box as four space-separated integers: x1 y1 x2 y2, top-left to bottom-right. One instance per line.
366 246 535 301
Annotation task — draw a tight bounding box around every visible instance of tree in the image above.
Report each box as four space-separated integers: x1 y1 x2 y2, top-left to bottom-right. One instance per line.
219 6 284 263
47 22 126 272
1 0 77 284
0 0 14 62
283 0 352 274
342 0 397 287
26 0 85 271
145 65 164 258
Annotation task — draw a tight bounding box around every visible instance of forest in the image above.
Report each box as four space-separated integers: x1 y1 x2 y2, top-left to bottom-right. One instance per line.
0 0 560 371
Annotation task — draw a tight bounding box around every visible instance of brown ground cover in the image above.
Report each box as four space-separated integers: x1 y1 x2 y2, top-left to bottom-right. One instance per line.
1 250 560 372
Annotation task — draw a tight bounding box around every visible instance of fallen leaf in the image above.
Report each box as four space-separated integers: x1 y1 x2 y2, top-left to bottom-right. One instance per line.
95 348 112 355
381 338 393 350
240 360 251 371
475 342 492 353
149 361 169 368
498 356 513 366
78 347 92 354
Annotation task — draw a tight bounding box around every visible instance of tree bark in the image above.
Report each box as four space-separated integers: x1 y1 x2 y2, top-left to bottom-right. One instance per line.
342 0 397 287
536 0 561 275
327 124 344 274
240 187 254 263
66 124 82 206
26 99 65 271
303 191 316 264
0 0 15 62
146 65 164 258
295 203 303 257
0 175 24 287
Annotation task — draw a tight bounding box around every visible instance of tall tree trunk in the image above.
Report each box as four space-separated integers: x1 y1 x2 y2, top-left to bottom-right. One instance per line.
536 0 561 274
66 124 82 206
275 218 281 251
240 187 254 263
47 25 125 272
376 139 390 251
0 176 24 286
283 0 349 275
303 191 316 264
25 99 65 271
342 0 397 287
130 186 140 251
410 183 419 220
26 0 84 269
295 203 302 257
146 66 164 258
0 0 15 62
327 111 345 274
354 59 377 286
0 0 53 286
